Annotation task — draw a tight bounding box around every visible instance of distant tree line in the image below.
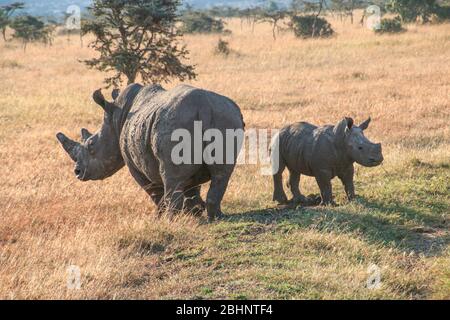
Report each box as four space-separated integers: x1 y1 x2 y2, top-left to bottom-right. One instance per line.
184 0 450 38
2 0 449 50
1 0 449 87
0 2 59 50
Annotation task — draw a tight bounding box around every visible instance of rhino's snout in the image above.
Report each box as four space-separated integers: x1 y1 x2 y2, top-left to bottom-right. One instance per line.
74 165 84 179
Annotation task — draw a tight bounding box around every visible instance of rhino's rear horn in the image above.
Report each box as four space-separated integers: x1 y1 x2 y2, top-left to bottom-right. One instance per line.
93 89 116 115
81 128 93 142
56 132 80 162
112 88 120 101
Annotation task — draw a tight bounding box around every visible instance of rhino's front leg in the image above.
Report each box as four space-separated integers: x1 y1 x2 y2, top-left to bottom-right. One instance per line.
338 166 355 201
162 179 185 214
183 185 205 216
315 172 334 206
128 165 164 210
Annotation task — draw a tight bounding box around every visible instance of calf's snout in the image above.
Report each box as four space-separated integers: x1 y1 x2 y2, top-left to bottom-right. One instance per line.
369 143 383 164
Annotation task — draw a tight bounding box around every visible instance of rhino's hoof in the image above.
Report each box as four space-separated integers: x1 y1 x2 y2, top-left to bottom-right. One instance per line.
289 195 307 205
319 201 337 207
207 211 225 223
273 197 288 205
187 205 205 217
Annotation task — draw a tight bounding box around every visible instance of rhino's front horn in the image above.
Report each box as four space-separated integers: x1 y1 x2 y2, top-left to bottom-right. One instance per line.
56 132 80 162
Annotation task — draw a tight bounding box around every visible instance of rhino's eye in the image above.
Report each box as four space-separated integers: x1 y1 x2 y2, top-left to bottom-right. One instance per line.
358 146 363 150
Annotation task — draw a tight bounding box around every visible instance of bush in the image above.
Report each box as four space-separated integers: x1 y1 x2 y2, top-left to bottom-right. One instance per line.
375 17 405 34
433 5 450 22
181 11 228 34
214 38 230 56
10 15 50 50
386 0 438 23
290 15 334 39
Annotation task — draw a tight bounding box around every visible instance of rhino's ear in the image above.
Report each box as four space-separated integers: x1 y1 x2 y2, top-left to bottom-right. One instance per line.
111 88 120 101
93 89 117 116
359 117 371 131
334 117 354 138
81 128 93 142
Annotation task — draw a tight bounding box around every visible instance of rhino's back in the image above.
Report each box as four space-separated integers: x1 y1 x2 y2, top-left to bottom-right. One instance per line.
154 84 243 132
278 122 317 174
121 84 244 183
278 121 340 176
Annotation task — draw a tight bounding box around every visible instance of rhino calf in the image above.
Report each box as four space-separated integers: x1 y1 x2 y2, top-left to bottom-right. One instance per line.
57 84 244 221
271 117 383 206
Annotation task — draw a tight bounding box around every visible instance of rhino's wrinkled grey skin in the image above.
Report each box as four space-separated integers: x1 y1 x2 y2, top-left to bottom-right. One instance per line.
271 117 383 206
57 84 244 221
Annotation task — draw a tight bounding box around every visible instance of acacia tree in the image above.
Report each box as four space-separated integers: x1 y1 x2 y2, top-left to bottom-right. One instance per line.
82 0 196 87
0 2 24 41
256 1 289 40
331 0 366 24
10 15 49 51
257 10 288 40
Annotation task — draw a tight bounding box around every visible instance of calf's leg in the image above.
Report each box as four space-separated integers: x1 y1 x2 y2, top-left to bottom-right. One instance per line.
338 166 355 201
288 170 306 204
315 172 334 206
272 161 288 204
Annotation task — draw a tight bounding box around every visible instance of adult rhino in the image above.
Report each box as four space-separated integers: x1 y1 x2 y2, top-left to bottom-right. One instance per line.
56 84 245 221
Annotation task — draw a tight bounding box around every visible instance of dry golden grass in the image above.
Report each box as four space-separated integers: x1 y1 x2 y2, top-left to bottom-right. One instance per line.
0 16 449 299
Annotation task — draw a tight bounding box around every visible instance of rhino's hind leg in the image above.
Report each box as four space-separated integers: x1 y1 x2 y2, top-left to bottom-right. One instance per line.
272 161 288 204
206 164 235 222
183 185 205 216
288 171 306 205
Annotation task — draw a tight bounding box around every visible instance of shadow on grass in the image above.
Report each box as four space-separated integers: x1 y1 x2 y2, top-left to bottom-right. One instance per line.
225 196 448 257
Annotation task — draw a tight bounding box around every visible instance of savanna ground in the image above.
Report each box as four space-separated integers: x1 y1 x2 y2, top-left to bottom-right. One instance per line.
0 14 449 299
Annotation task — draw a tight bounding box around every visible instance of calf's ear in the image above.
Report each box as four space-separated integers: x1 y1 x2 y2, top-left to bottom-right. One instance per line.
334 117 354 138
359 117 371 131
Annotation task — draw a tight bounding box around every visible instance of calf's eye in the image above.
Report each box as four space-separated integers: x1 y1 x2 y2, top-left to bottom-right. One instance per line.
88 141 95 155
